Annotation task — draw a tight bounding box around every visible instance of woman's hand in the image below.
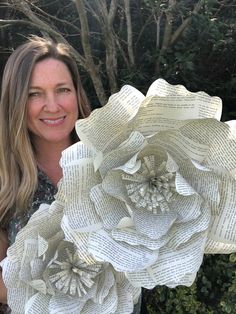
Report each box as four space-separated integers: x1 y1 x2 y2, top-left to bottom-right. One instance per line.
0 230 8 304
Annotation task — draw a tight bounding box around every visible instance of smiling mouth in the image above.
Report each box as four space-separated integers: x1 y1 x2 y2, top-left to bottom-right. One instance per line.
41 117 66 125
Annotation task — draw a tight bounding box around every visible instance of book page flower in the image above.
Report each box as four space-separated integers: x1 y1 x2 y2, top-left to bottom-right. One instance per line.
2 184 140 313
61 78 236 289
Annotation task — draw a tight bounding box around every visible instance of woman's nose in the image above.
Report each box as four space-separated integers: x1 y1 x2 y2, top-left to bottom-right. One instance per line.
44 94 60 112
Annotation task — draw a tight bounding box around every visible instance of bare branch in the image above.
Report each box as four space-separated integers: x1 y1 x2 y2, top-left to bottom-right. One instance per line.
84 0 118 94
29 1 81 34
6 0 87 68
74 0 108 104
124 0 134 66
170 0 204 46
0 19 37 28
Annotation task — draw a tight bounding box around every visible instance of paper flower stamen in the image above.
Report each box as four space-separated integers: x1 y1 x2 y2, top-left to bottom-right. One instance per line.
124 156 176 213
48 241 102 297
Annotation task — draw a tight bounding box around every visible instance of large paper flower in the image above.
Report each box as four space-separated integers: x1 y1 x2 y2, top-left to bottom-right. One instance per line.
2 185 140 313
61 78 236 289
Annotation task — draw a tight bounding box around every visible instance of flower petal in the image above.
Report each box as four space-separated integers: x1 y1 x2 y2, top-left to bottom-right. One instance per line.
167 202 211 249
207 176 236 247
88 229 158 272
76 85 145 153
61 147 102 231
127 232 207 288
93 266 115 304
205 238 236 254
98 131 147 177
82 284 118 314
133 209 177 240
49 294 85 314
90 184 129 229
112 228 168 250
25 292 50 314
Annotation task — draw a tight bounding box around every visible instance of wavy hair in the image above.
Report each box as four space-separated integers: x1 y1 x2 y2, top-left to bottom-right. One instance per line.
0 36 91 226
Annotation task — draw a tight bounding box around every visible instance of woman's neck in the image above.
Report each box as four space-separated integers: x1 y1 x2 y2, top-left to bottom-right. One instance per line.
34 139 72 186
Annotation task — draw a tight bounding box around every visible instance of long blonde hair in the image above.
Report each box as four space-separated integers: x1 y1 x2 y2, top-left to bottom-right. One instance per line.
0 36 91 226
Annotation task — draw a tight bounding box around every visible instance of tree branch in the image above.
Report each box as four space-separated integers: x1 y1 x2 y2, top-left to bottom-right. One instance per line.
170 0 204 46
124 0 134 66
74 0 108 104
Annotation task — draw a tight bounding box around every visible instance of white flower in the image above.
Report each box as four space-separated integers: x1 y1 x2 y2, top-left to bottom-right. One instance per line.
2 185 140 314
61 78 236 289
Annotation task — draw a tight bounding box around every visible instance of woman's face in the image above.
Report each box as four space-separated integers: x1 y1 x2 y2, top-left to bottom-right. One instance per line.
27 58 78 148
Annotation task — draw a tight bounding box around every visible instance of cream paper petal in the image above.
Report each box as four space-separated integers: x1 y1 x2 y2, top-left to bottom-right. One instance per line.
62 157 102 231
179 118 228 145
206 175 236 245
146 78 192 97
132 209 177 240
28 279 47 295
82 284 118 314
149 130 209 163
128 79 222 136
88 229 158 272
115 272 141 304
102 170 132 204
19 239 38 282
146 79 222 119
115 153 141 175
166 272 197 288
175 172 196 196
90 184 129 229
205 238 236 254
111 228 168 250
43 232 64 264
179 118 236 172
61 143 102 231
2 260 34 313
76 85 145 154
65 199 102 232
7 202 63 260
178 159 221 214
126 232 207 288
146 79 222 122
170 194 202 223
8 281 35 314
37 234 48 257
225 120 236 140
61 216 96 265
92 266 115 304
137 144 167 167
49 294 85 314
25 293 50 314
98 131 147 178
114 286 134 314
30 259 45 279
167 202 211 249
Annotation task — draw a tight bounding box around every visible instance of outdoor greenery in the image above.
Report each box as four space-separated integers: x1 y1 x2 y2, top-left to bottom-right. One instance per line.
143 254 236 313
0 1 236 312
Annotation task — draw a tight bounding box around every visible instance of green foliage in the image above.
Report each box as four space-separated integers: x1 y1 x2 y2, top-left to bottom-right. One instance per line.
143 254 236 313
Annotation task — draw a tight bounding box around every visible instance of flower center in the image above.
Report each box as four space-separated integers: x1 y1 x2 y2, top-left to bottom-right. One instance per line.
47 241 102 297
124 156 176 213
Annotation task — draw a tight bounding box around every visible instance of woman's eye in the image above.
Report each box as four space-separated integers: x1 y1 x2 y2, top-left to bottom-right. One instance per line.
57 87 70 94
28 92 40 98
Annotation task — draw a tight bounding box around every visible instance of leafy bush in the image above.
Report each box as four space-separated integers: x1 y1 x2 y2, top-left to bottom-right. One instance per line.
143 254 236 313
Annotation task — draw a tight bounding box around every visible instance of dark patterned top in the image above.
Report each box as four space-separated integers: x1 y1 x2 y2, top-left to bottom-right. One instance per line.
7 169 57 245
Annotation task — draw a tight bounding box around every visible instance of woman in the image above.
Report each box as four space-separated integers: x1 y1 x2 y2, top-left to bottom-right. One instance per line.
0 35 91 308
0 36 142 314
